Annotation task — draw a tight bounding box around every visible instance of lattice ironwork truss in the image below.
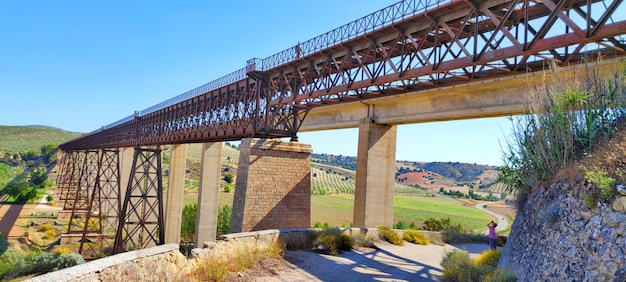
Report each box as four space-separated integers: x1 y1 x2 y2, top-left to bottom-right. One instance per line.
59 0 626 151
79 149 122 260
67 150 99 234
57 151 81 206
113 146 164 254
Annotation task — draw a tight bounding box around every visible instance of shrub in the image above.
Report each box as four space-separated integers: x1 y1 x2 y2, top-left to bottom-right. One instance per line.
422 217 467 233
585 170 616 203
351 232 375 248
441 249 515 282
483 268 517 282
53 247 73 255
441 249 470 270
4 252 84 280
39 223 52 232
222 183 232 193
394 221 407 230
498 61 626 203
474 250 502 268
441 249 489 282
312 229 353 255
403 230 430 245
377 225 404 246
223 173 234 184
216 205 231 237
43 229 57 240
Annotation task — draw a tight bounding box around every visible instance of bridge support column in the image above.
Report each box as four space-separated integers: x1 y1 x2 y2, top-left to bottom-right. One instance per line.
164 144 188 244
230 138 312 233
353 118 397 228
195 142 222 247
119 147 134 205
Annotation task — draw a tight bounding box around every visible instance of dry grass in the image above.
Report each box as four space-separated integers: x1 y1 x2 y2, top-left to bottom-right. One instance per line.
192 240 285 282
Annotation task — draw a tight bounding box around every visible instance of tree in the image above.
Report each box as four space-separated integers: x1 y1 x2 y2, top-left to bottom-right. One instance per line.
30 166 48 188
217 205 231 237
40 144 57 164
180 204 197 242
2 181 37 203
22 150 38 162
223 173 233 184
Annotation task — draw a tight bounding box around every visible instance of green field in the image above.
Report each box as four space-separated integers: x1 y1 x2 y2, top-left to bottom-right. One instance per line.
183 192 495 232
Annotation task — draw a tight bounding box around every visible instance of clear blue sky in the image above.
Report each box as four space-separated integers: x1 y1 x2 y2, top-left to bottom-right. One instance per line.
0 0 514 166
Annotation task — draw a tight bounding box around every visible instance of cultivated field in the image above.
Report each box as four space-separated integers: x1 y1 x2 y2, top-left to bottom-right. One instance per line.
183 191 500 232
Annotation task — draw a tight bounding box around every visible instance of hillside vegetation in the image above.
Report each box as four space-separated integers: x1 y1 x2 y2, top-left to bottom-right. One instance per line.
0 126 77 153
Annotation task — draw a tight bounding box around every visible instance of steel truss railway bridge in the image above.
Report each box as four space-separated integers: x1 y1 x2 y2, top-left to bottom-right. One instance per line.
54 0 626 259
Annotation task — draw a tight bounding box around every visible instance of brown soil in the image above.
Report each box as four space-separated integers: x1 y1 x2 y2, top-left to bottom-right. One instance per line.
485 203 517 218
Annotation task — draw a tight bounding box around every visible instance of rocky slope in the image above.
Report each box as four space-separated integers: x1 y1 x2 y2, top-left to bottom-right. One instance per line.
499 131 626 280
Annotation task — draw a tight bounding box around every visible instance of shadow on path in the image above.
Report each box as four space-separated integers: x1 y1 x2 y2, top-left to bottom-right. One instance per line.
279 242 475 281
0 203 23 239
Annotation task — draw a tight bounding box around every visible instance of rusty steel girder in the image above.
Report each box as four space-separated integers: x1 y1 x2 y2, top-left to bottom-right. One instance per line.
113 146 164 254
59 0 626 151
66 150 100 234
79 149 122 260
266 0 626 109
57 151 81 205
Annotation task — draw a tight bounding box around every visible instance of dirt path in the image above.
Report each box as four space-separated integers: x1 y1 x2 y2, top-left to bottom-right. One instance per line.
0 193 62 239
243 241 491 281
476 203 509 234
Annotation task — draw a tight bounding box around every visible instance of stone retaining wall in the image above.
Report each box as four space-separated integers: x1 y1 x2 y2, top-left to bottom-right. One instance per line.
25 228 381 282
499 182 626 281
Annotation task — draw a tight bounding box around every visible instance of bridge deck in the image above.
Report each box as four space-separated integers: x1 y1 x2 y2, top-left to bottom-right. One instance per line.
60 0 626 150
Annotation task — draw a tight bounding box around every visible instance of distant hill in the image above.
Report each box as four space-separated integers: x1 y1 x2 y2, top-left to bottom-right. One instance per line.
315 154 501 191
0 125 78 153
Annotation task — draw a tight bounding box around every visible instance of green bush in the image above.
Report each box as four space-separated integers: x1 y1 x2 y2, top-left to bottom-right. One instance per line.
377 225 404 246
585 171 616 203
394 221 407 229
441 249 470 270
217 205 231 237
223 173 234 184
483 268 517 282
312 229 353 255
403 230 430 245
441 250 489 282
313 222 330 228
441 249 515 282
222 183 233 193
474 250 502 268
4 252 84 280
422 217 467 233
181 204 197 242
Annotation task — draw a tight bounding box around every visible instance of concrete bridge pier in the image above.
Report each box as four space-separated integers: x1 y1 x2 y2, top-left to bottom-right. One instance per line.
119 147 134 204
195 142 222 247
164 144 188 244
230 138 312 233
354 117 397 228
